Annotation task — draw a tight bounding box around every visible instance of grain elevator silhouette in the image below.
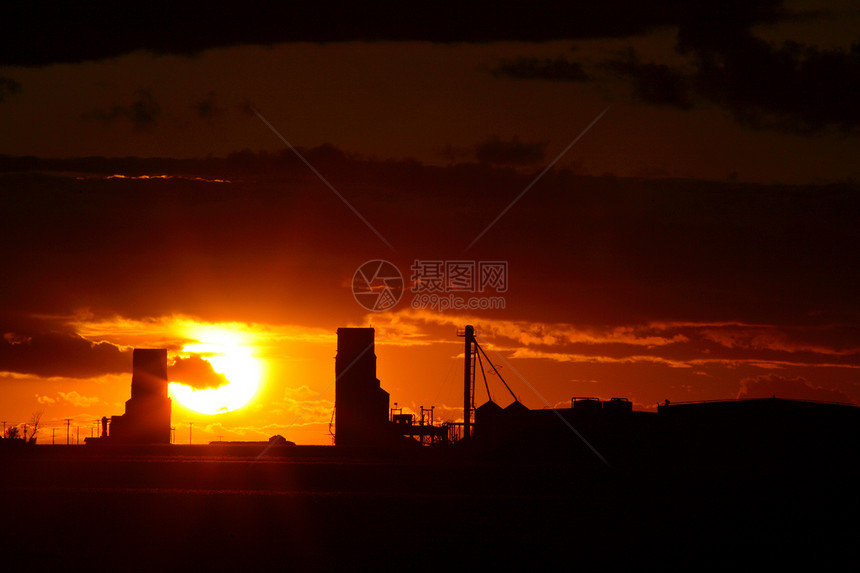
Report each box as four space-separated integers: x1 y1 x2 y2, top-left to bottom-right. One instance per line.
334 328 390 446
108 348 172 444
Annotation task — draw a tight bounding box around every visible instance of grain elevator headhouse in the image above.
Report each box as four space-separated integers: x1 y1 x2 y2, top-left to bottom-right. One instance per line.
335 328 390 446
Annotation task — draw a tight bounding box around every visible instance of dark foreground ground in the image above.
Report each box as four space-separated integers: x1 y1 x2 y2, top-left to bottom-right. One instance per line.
1 443 858 572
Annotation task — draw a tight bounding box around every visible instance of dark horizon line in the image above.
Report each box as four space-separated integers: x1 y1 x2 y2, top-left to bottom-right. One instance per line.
4 152 858 187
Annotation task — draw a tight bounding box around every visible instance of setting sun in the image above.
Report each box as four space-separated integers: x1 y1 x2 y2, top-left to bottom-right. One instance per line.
168 328 263 415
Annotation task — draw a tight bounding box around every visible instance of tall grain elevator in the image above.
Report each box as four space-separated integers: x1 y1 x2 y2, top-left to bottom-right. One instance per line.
334 328 390 446
109 348 172 444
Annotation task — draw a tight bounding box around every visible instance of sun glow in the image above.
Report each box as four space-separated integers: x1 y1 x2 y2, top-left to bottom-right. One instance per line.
168 328 263 415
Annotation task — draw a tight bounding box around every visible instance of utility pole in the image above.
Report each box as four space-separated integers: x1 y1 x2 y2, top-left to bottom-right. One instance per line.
463 325 474 440
52 427 56 445
65 418 72 445
189 422 193 445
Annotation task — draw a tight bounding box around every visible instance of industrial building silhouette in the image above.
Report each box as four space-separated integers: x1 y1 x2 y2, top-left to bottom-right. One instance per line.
77 328 858 467
101 348 172 444
330 326 860 469
333 327 390 446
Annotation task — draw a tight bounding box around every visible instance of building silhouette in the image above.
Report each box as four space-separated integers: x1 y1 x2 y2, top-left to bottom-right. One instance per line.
334 328 390 446
108 348 172 444
328 325 860 469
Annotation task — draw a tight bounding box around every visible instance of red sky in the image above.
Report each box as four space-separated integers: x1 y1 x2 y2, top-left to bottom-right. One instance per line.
2 1 859 444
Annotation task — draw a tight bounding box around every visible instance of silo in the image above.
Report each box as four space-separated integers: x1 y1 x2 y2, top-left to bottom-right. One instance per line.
334 328 390 446
110 348 172 444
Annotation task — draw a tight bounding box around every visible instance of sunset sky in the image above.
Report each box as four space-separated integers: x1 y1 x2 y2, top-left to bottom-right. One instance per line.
2 1 859 445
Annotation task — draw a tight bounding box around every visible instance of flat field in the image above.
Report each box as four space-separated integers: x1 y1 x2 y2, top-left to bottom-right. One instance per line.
1 444 856 572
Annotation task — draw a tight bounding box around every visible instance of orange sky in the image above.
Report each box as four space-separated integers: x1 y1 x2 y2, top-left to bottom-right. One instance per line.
2 2 860 444
3 303 858 445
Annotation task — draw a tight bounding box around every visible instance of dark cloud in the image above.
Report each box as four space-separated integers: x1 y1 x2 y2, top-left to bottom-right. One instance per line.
602 48 693 109
475 135 547 166
688 37 860 134
82 88 161 129
169 355 229 390
737 374 854 404
490 56 589 82
192 91 223 120
0 77 22 102
1 153 860 330
507 37 860 134
642 4 860 133
0 314 129 378
438 144 473 164
669 1 860 133
463 1 860 134
674 0 789 54
1 1 786 67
